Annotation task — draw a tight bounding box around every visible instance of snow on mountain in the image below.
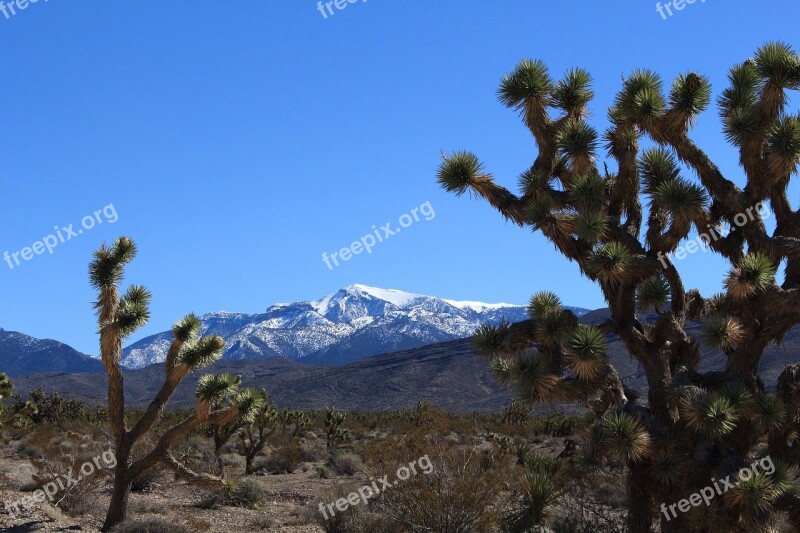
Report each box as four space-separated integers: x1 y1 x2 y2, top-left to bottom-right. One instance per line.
120 285 589 369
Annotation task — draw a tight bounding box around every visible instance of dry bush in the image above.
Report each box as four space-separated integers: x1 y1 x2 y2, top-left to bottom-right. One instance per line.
315 482 398 533
111 517 190 533
327 452 364 476
361 436 516 532
264 434 303 474
25 433 114 517
225 477 266 508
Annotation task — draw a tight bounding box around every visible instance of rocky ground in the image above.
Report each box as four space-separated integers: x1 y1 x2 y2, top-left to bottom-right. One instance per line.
0 449 327 532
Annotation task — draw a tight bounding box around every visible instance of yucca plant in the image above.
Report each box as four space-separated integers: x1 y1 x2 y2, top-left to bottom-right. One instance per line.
504 453 566 531
91 238 253 532
437 42 800 532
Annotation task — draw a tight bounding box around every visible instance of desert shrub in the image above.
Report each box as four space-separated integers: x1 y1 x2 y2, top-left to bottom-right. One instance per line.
247 512 277 530
595 481 628 509
327 452 364 476
112 517 189 533
130 465 164 493
362 437 515 532
226 477 266 509
15 442 37 459
264 438 303 474
300 440 327 462
315 483 395 533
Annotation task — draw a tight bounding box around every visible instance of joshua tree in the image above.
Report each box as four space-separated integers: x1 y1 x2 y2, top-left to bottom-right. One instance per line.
241 388 279 475
279 408 310 438
90 237 259 531
324 406 351 449
0 372 13 428
437 42 800 532
201 374 264 478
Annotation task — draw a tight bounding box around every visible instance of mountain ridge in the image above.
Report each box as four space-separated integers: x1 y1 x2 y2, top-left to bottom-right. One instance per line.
121 284 589 368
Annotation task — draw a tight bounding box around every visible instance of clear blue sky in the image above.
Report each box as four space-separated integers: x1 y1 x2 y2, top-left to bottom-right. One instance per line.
1 1 798 355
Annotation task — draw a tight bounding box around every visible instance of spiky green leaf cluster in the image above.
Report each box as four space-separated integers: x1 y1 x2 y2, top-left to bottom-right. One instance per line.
575 211 608 243
601 412 652 463
552 68 593 114
436 151 483 196
172 313 201 343
565 325 606 381
498 59 553 109
725 459 793 515
640 148 680 194
490 357 513 386
586 242 632 284
725 253 777 300
700 315 744 350
652 178 708 224
180 335 225 369
526 292 562 321
753 41 800 88
556 119 598 160
518 168 553 195
114 285 152 338
683 394 740 438
196 372 241 407
635 276 671 312
568 174 605 211
474 322 510 357
767 115 800 171
754 394 785 433
649 447 687 486
234 388 267 424
89 237 137 290
612 70 665 124
669 73 712 117
511 354 559 403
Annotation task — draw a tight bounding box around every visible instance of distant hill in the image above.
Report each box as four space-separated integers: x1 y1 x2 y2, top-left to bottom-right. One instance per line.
15 339 522 412
12 317 799 411
0 328 103 377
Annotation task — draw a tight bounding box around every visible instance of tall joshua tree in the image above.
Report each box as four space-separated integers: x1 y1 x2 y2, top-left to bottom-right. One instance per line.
91 237 259 531
437 43 800 532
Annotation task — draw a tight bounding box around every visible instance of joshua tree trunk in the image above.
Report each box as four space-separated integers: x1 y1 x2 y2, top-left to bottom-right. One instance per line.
104 457 131 531
627 462 655 533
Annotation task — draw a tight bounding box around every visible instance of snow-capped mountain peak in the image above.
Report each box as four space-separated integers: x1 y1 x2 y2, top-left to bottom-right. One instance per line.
120 285 588 369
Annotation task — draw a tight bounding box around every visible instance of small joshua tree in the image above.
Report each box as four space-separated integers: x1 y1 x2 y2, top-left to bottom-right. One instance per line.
324 406 351 449
0 372 12 429
91 237 259 531
279 409 310 438
201 374 265 478
437 43 800 532
241 388 279 475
